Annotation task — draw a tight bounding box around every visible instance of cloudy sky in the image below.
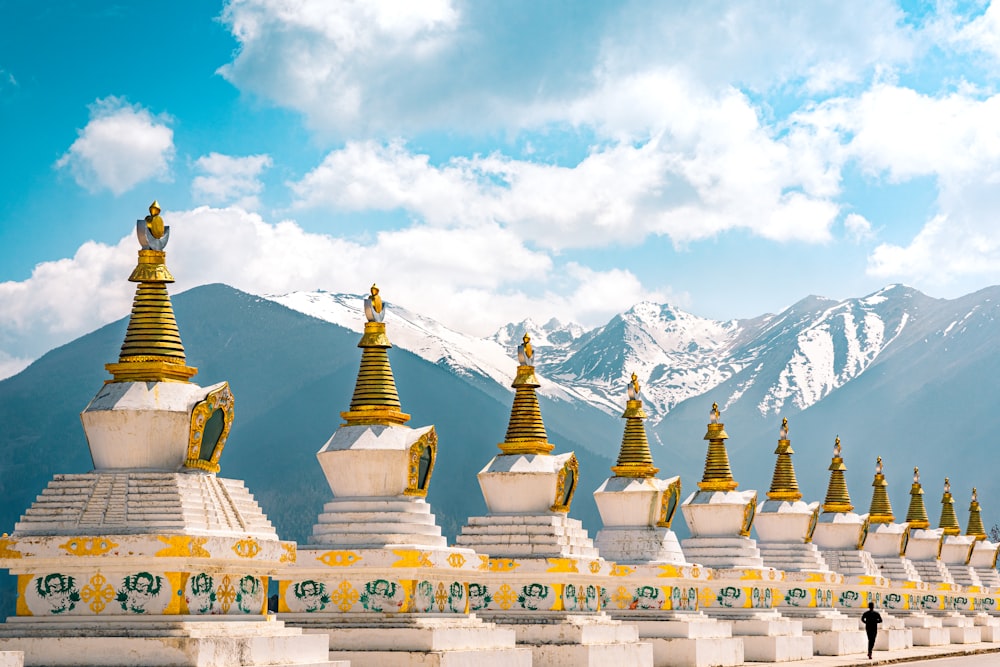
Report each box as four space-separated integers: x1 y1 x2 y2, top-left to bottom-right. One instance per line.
2 0 1000 379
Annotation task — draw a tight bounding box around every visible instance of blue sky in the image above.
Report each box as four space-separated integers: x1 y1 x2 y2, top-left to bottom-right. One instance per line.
3 0 1000 378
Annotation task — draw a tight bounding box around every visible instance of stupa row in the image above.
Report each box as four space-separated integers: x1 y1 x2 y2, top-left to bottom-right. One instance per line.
0 204 999 667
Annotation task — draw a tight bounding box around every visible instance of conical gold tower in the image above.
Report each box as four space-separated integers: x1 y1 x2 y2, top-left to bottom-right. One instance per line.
905 467 930 529
340 284 411 426
105 201 197 383
822 436 853 513
766 417 802 501
611 373 658 478
498 334 554 455
938 477 961 536
698 403 738 492
868 457 895 524
966 487 987 541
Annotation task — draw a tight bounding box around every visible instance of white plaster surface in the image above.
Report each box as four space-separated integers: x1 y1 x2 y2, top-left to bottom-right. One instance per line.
13 472 276 539
0 652 21 667
864 522 909 557
317 424 434 498
680 536 765 568
754 499 818 543
681 489 757 538
812 512 868 550
593 475 678 528
83 381 225 471
906 528 945 561
477 453 575 515
594 527 685 564
307 497 447 548
456 514 598 558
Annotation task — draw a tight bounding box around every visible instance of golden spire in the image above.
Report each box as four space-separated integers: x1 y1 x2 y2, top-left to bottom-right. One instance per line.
966 487 987 541
868 456 895 524
340 284 410 426
499 333 554 455
611 372 659 478
938 477 961 536
905 466 930 529
766 417 802 501
105 201 197 383
698 402 738 491
822 436 854 513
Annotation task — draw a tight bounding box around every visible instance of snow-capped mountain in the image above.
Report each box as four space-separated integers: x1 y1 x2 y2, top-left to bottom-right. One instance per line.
266 284 990 427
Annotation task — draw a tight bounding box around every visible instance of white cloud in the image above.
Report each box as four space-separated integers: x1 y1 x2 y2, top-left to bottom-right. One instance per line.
0 352 32 381
0 206 672 373
844 213 875 243
192 153 272 209
55 97 174 195
218 0 459 135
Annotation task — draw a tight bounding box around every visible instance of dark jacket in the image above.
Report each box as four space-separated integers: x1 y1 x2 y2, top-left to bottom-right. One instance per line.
861 609 883 633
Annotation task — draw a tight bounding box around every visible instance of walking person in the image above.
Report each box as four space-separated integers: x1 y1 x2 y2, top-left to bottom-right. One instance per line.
861 601 882 659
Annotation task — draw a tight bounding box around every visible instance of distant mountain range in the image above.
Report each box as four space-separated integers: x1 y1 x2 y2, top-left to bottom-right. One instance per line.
2 282 1000 613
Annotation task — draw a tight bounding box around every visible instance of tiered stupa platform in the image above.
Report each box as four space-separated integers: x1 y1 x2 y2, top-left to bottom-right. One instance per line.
680 405 813 663
754 423 865 657
0 204 335 667
276 287 529 667
456 338 652 666
591 376 741 667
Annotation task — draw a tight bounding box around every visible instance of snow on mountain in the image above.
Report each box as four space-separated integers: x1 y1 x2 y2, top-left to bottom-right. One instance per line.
267 284 951 426
265 291 579 401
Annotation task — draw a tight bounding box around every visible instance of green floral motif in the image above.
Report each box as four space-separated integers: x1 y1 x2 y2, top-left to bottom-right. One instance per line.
468 583 491 611
563 584 599 611
116 572 163 613
599 586 610 610
670 586 697 611
838 589 860 607
236 575 263 614
415 580 434 613
293 580 330 612
750 587 772 609
448 582 465 613
188 573 216 614
35 574 80 614
360 579 403 612
517 583 550 610
631 585 661 611
784 587 808 607
717 586 742 608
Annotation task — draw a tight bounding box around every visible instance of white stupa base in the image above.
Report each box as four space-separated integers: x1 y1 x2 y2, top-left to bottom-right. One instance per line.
679 536 765 569
610 611 742 667
817 549 881 577
593 527 685 564
757 542 830 573
891 613 951 646
485 613 653 667
0 617 337 667
930 612 982 644
698 609 813 662
456 514 598 559
872 555 921 582
812 512 867 551
779 609 867 656
910 559 955 585
947 564 982 587
973 614 1000 641
0 653 20 667
875 628 914 651
290 615 531 667
975 568 1000 587
307 497 447 549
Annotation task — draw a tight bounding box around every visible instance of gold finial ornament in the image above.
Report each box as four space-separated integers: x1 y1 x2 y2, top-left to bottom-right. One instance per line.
698 402 738 491
611 371 659 478
938 477 961 536
905 466 930 529
499 332 553 455
966 487 987 541
341 285 410 426
105 201 197 383
822 436 854 513
868 456 895 524
767 417 802 501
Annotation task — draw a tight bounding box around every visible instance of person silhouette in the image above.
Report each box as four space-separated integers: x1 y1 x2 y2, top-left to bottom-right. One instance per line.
861 601 882 659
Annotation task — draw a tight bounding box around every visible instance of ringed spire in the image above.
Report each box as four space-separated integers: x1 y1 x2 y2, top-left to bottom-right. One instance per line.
966 487 987 541
905 466 930 529
766 417 802 501
340 284 410 426
499 333 553 455
938 477 961 536
698 402 738 491
868 456 895 524
105 201 197 383
822 436 853 513
611 372 658 478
